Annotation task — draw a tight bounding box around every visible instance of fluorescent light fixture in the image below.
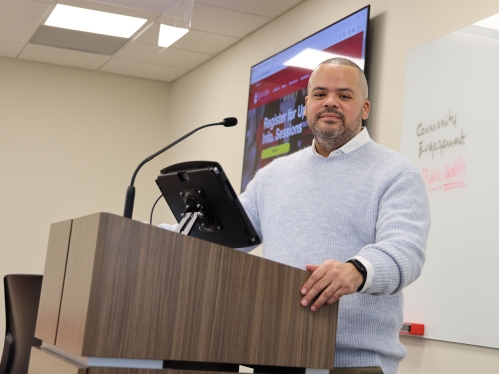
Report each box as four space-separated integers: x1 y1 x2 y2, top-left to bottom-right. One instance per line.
158 24 189 48
284 48 365 71
474 13 499 31
45 4 147 38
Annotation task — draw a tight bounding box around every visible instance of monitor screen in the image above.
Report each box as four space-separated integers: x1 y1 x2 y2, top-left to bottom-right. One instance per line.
241 5 370 192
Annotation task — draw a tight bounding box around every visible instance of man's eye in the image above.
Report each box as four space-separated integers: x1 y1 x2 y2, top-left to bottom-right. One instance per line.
314 93 325 97
340 94 351 99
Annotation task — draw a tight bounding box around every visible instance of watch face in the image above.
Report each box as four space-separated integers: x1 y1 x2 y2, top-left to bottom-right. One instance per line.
348 259 367 292
349 259 366 273
357 260 367 273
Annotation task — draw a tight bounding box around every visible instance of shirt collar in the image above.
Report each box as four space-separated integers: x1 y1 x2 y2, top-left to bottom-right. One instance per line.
311 127 371 158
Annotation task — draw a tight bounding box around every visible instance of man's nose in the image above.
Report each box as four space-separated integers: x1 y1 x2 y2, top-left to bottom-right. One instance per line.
323 94 338 108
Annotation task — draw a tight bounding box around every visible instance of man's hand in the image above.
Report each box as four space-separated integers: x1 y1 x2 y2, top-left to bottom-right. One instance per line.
300 260 363 311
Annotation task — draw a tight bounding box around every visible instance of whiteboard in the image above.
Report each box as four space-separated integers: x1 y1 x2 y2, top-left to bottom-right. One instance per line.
400 24 499 348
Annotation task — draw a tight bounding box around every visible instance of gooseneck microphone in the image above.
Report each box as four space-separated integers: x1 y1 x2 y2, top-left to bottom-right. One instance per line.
123 117 238 219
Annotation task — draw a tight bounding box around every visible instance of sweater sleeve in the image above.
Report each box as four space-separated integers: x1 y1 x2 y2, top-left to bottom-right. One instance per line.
359 167 431 295
236 175 263 253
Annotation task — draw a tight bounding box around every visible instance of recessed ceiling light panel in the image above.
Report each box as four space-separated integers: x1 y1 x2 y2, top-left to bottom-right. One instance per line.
45 4 147 38
158 24 189 49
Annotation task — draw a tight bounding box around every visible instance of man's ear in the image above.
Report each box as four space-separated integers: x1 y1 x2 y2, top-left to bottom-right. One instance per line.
304 96 308 116
362 100 370 120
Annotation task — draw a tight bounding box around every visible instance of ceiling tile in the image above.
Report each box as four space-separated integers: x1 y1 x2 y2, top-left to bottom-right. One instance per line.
100 57 187 82
167 29 239 55
0 19 38 42
19 43 111 69
0 0 52 25
116 41 212 70
135 23 239 55
0 38 25 58
191 3 270 38
194 0 304 18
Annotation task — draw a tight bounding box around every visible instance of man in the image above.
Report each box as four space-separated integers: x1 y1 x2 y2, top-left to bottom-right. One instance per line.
238 58 431 374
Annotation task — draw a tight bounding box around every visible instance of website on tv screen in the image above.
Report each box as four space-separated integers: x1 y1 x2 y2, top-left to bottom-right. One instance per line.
241 6 369 192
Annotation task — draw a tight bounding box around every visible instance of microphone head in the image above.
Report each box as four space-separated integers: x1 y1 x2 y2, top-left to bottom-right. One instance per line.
222 117 238 127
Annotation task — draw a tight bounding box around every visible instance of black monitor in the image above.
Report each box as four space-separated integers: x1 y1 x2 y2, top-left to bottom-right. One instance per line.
156 161 261 248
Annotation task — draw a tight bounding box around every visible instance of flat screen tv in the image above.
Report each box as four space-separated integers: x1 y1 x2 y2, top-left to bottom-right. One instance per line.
241 5 370 192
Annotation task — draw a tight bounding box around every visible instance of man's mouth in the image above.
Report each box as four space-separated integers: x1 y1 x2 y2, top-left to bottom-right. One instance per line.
320 113 341 120
317 110 344 122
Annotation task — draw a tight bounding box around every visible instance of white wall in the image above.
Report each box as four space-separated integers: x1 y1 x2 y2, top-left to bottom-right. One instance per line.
0 56 173 352
1 0 499 372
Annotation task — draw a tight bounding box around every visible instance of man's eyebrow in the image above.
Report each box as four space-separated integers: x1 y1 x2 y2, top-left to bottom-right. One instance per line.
309 86 356 94
310 86 328 92
337 87 355 93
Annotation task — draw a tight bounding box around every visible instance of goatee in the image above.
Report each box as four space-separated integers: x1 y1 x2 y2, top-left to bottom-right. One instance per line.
308 108 363 154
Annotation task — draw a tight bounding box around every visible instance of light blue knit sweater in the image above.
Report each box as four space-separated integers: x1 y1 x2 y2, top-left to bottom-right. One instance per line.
238 140 430 374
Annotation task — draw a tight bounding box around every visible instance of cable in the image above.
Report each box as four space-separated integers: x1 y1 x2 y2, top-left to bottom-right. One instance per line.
149 194 163 225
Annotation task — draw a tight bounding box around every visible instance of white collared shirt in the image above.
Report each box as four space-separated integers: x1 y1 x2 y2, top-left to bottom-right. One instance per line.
311 127 374 292
311 126 371 157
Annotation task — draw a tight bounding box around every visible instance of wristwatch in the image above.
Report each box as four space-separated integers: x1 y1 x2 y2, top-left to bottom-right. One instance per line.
346 258 367 292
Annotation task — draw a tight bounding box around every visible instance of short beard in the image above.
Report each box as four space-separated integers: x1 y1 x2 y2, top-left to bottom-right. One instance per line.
308 107 363 154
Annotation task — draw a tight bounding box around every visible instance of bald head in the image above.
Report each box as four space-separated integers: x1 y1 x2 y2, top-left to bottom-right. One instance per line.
308 57 368 99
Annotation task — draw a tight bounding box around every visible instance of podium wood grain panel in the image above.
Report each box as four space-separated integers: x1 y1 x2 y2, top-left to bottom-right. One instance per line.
28 347 86 374
56 213 109 354
35 219 72 344
50 213 337 369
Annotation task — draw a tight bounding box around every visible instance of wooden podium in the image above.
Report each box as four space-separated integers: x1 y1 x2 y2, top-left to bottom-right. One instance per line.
28 213 338 374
